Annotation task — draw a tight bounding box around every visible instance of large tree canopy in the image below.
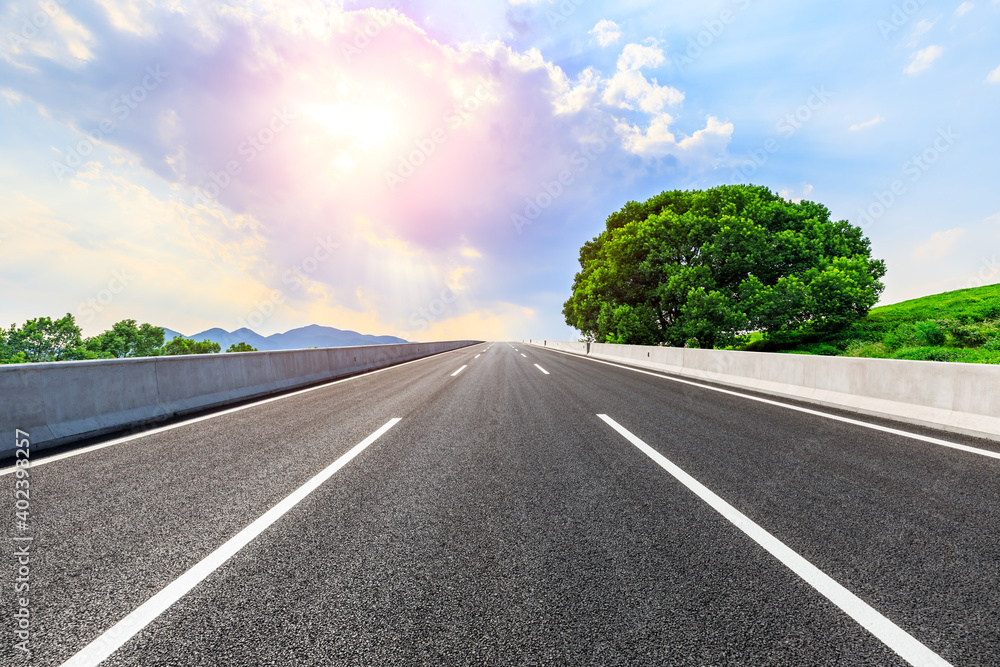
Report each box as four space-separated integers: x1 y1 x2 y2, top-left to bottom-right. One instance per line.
563 185 887 349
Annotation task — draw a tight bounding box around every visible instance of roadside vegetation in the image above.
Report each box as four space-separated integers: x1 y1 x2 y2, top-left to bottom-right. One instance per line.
565 184 999 364
0 316 252 364
746 283 1000 364
564 185 886 349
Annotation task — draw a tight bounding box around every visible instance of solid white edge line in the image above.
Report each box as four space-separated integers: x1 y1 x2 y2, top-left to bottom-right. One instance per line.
597 414 952 667
59 418 402 667
451 365 468 377
0 347 471 476
533 364 549 375
532 345 1000 461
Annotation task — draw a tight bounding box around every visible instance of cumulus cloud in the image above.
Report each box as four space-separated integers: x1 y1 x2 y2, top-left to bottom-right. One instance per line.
905 45 943 74
987 64 1000 84
616 115 733 164
0 3 731 339
589 19 622 47
616 42 667 71
602 43 683 113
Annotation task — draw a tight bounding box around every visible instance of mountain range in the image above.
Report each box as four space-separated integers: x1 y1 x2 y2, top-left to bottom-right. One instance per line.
161 324 408 351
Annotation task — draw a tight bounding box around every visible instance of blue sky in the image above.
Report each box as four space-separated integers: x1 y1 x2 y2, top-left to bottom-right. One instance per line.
1 0 998 341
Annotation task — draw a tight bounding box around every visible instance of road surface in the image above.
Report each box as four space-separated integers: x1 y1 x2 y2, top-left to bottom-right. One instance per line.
3 342 999 666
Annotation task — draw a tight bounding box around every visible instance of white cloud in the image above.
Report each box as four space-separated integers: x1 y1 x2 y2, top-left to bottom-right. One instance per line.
589 19 622 47
955 2 975 16
913 228 965 260
617 115 733 164
552 67 601 115
95 0 157 36
1 1 96 66
617 43 666 72
603 70 684 113
780 184 814 203
849 115 885 131
913 18 936 36
602 43 682 113
987 64 1000 84
905 45 943 74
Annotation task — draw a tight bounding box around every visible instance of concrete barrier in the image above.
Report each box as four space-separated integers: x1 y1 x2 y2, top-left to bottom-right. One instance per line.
0 341 479 457
524 340 1000 442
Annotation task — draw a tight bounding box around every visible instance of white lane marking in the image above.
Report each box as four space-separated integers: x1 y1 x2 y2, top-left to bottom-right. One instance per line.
597 414 952 667
521 353 527 358
0 347 473 476
451 365 468 377
534 364 550 375
60 419 401 667
475 354 481 359
533 346 1000 461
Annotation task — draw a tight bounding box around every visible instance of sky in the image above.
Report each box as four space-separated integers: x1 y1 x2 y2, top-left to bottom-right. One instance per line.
1 0 998 342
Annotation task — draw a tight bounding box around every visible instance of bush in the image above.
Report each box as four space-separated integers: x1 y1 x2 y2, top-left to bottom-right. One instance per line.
845 341 889 358
882 323 916 349
949 324 986 347
913 320 946 346
891 346 959 362
796 343 842 356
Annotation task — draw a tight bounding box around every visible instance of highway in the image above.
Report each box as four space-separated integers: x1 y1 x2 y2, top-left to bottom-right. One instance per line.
4 342 1000 666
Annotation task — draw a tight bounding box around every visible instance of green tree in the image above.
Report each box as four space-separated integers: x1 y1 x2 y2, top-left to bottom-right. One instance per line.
161 336 221 356
1 314 93 363
85 320 166 358
563 185 886 348
226 342 258 353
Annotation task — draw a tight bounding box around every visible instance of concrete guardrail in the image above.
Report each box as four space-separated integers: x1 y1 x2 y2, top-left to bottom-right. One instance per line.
1 341 479 458
525 339 1000 442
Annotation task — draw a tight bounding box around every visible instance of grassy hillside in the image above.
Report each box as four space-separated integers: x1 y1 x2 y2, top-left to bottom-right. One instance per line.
751 283 1000 364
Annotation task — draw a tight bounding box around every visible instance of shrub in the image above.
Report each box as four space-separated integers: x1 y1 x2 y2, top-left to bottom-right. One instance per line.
797 343 842 356
913 320 946 346
882 323 916 349
845 341 889 358
891 346 959 362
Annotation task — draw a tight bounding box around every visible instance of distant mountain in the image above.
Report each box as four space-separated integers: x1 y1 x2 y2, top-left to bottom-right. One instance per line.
160 324 407 351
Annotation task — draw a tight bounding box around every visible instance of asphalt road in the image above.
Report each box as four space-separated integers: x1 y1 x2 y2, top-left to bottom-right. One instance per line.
4 342 1000 666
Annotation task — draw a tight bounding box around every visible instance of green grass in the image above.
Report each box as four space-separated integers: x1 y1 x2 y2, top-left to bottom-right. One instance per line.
746 283 1000 364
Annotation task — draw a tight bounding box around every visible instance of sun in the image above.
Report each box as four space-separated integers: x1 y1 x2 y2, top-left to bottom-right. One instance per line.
304 103 396 152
